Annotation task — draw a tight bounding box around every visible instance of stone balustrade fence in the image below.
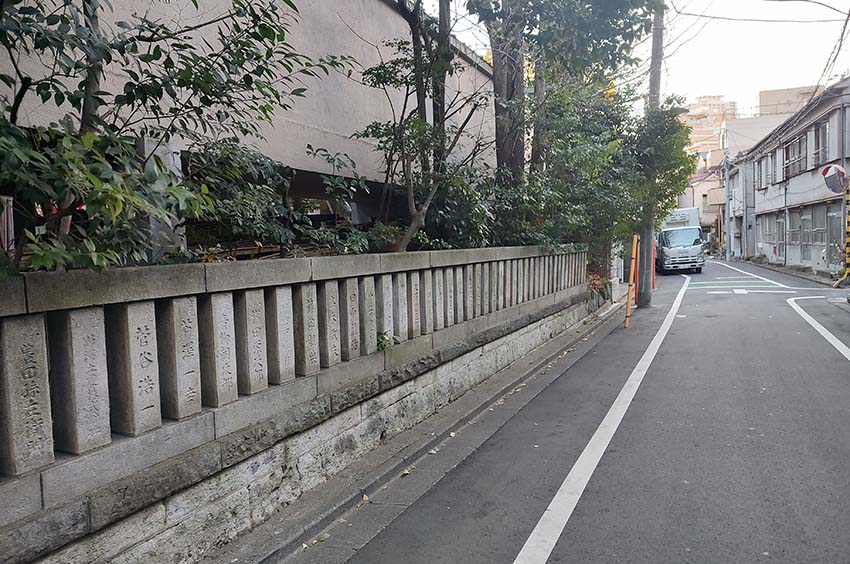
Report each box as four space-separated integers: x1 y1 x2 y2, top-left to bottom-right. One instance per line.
0 245 588 563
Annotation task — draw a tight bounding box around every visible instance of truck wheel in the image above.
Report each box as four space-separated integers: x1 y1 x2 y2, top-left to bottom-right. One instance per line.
695 267 703 274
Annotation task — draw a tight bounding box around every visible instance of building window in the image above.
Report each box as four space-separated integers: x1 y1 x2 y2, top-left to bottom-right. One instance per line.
788 209 801 245
783 135 807 177
813 120 829 166
702 193 708 210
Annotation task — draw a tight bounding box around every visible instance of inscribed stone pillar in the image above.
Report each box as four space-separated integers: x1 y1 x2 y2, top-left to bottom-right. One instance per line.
339 278 361 361
419 270 434 335
0 315 53 475
47 307 111 454
155 297 201 421
464 266 474 320
358 276 378 355
482 262 491 314
392 273 409 343
376 274 394 340
293 283 320 376
408 272 422 339
537 257 544 297
234 290 268 395
105 301 161 436
198 293 238 406
472 264 482 318
265 286 295 385
317 281 341 368
433 268 445 330
508 261 516 307
453 267 465 323
444 268 455 326
497 261 506 310
516 259 525 304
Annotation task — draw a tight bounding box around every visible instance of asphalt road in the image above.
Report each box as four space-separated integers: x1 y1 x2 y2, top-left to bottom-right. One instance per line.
285 261 850 564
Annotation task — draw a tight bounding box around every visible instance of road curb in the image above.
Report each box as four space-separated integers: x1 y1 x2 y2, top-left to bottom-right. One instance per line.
207 300 626 564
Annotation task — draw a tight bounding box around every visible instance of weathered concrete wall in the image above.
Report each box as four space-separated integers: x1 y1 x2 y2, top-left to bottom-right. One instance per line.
0 0 496 181
0 247 590 564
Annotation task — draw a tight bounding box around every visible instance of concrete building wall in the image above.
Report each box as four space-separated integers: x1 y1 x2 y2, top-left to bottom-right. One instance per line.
0 0 496 182
743 79 850 272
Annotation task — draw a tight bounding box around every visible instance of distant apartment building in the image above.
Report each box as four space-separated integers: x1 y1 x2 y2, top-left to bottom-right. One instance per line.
682 96 738 170
758 85 822 116
728 78 849 274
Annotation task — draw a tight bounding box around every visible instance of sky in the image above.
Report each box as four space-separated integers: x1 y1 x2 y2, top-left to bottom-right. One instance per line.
431 0 850 113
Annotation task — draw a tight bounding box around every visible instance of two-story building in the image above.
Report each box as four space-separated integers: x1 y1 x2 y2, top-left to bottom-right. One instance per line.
729 77 850 274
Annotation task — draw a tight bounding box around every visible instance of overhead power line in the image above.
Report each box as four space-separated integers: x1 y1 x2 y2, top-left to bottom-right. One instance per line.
760 0 845 16
669 1 846 23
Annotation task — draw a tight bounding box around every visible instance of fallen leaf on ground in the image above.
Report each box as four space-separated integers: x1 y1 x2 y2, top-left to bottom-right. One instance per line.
428 448 439 455
362 494 370 503
314 532 330 543
401 465 415 476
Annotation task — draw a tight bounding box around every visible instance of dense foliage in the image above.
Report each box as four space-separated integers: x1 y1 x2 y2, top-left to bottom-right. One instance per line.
0 0 345 270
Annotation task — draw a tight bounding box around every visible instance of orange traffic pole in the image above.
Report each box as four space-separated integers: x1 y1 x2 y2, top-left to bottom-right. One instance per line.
625 234 639 328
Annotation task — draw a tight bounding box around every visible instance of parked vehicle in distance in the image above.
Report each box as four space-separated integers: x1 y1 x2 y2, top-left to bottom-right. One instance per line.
657 208 705 274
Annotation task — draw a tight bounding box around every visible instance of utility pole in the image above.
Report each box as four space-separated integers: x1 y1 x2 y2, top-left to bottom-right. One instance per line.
638 2 665 308
724 148 732 261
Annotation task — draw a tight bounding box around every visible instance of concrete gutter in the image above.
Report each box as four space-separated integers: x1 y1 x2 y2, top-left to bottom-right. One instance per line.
204 299 627 564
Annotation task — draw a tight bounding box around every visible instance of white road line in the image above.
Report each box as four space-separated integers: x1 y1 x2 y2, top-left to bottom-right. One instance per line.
511 275 691 564
749 290 797 294
787 297 850 363
708 261 790 288
733 289 748 294
715 276 755 280
707 290 731 294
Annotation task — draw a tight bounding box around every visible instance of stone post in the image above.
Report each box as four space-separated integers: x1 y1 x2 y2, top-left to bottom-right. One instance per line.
464 265 474 320
516 259 526 304
293 283 320 376
392 273 409 343
198 293 239 407
444 268 455 326
105 301 161 436
433 268 445 330
537 257 544 297
0 315 53 475
46 307 111 455
155 298 202 421
497 261 506 310
419 270 434 335
407 272 422 339
339 278 361 361
265 286 296 385
482 262 491 314
472 263 482 318
317 281 341 368
453 267 465 323
234 290 269 395
358 276 378 355
376 274 394 341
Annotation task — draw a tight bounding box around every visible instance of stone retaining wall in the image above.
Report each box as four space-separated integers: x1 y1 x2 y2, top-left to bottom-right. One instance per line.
0 246 590 563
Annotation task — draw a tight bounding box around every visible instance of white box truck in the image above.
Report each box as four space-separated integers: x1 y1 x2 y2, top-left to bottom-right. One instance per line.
657 207 705 274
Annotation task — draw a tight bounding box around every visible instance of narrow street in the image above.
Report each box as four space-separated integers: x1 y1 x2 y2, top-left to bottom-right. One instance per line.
282 261 850 564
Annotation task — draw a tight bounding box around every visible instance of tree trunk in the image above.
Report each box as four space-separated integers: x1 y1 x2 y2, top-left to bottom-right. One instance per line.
530 61 546 171
79 0 103 134
397 209 425 252
488 2 526 182
432 0 452 174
